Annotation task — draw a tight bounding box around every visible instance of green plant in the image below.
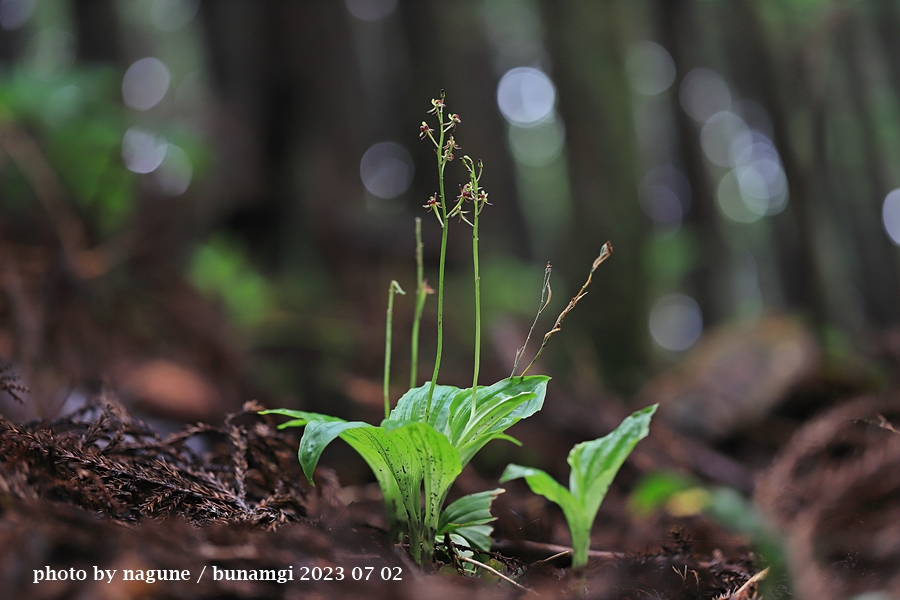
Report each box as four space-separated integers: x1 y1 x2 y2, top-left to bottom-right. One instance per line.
265 376 546 565
261 92 625 571
500 404 657 570
262 93 550 566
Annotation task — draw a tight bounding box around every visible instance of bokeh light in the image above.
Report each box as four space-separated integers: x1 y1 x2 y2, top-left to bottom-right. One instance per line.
679 68 731 123
155 144 193 195
0 0 35 30
121 127 167 174
701 111 750 167
716 133 788 222
625 41 676 96
639 165 692 230
150 0 201 32
717 169 761 223
883 189 900 245
497 67 556 126
649 293 703 351
507 117 565 166
344 0 397 21
122 57 171 111
359 141 414 199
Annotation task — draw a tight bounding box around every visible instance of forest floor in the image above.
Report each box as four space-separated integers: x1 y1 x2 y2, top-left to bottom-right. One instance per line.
2 363 899 599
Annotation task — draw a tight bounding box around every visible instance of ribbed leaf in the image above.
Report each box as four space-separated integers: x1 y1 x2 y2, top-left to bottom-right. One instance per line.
500 464 581 530
568 404 657 522
389 384 461 431
259 408 347 429
500 404 657 569
295 418 461 564
297 419 368 483
438 488 504 551
387 376 548 467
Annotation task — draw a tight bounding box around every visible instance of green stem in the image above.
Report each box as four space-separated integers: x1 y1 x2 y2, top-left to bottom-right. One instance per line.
569 516 591 570
470 177 482 421
410 217 427 389
427 109 449 417
384 280 405 419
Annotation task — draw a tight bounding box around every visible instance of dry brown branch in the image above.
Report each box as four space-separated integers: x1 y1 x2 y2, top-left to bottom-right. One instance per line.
520 242 613 376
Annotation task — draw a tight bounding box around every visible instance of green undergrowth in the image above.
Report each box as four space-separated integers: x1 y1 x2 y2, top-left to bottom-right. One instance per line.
262 91 652 572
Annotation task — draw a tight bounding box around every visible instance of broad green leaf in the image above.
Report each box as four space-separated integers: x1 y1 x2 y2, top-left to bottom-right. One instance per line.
500 464 582 531
439 488 505 530
390 384 461 431
342 424 424 544
568 404 657 523
501 404 657 569
438 488 504 552
297 419 372 483
403 422 461 561
450 377 548 465
295 418 461 565
390 375 550 452
447 525 493 553
388 376 548 467
259 408 347 429
260 376 549 566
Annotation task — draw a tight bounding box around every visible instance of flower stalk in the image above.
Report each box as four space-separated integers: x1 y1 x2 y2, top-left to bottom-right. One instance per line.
420 91 460 417
456 157 489 420
409 217 429 389
383 280 406 419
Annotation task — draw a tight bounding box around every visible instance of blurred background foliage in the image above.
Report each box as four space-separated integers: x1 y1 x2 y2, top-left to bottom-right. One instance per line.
2 0 900 421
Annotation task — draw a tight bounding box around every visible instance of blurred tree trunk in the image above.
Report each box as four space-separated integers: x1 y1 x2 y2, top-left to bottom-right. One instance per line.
399 0 532 261
836 13 900 328
722 0 830 327
73 0 120 63
540 0 649 391
655 0 730 326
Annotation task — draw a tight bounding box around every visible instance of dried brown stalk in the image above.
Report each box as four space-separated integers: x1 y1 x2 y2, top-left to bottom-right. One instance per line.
520 242 612 377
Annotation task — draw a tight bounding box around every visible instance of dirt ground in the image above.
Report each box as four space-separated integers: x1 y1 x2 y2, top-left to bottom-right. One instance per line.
0 390 762 600
2 349 899 599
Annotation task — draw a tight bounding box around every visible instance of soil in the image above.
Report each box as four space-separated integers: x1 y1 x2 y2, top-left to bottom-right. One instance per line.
0 386 765 600
2 363 898 599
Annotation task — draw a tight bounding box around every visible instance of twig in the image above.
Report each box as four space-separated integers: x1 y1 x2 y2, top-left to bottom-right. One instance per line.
492 538 626 561
875 414 900 435
719 567 769 600
511 262 553 377
456 555 536 594
521 242 613 376
531 550 570 565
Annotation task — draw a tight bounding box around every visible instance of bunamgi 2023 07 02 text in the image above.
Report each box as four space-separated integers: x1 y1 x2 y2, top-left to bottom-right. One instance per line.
32 565 404 584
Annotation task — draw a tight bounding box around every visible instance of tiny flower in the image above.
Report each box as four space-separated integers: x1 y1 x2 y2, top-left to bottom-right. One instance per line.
443 113 461 133
419 122 434 139
423 194 440 209
423 194 443 227
427 97 445 115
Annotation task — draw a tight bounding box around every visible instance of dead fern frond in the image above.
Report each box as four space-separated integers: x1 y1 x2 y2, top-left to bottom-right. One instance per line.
0 360 28 404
